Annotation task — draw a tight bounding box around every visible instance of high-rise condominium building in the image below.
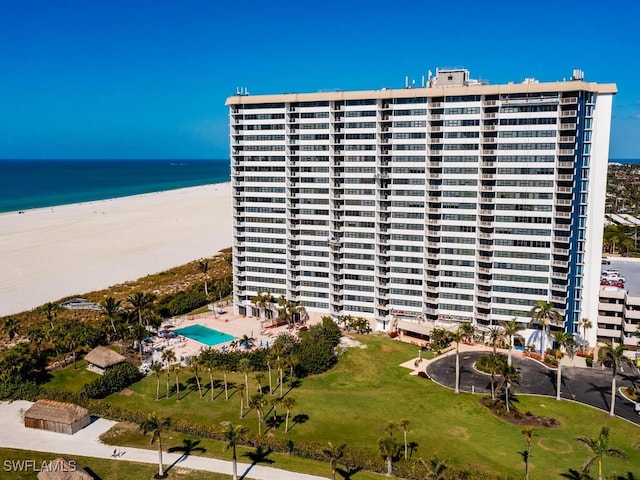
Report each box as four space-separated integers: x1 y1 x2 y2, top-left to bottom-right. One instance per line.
226 69 616 347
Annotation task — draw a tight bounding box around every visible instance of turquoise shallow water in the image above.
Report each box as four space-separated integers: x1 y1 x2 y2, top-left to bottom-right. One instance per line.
0 159 230 213
173 324 236 347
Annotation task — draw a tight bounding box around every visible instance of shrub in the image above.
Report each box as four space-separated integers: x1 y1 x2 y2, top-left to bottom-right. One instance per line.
585 355 594 367
82 362 142 399
296 338 337 375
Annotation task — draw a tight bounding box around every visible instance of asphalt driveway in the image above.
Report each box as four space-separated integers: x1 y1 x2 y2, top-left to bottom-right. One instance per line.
425 351 640 425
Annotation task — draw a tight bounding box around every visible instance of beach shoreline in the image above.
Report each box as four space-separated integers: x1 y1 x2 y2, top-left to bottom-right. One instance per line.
0 183 232 317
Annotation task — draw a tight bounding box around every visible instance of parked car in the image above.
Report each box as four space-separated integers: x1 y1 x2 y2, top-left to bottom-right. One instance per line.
601 258 611 265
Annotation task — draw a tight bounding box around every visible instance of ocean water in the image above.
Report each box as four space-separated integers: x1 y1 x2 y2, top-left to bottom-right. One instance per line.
0 159 230 213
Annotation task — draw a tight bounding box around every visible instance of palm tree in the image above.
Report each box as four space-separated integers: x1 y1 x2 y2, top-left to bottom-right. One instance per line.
190 357 203 398
276 355 286 398
198 260 209 297
221 363 231 401
161 349 176 399
270 396 281 427
266 352 274 395
378 436 398 476
171 363 182 401
252 291 273 322
460 321 475 343
2 317 20 342
254 372 264 394
199 349 216 401
553 331 577 401
223 422 248 480
575 426 628 480
399 419 410 459
522 427 535 480
43 302 58 330
384 420 396 437
237 383 246 418
498 362 521 412
451 328 464 394
63 322 85 369
487 353 506 400
101 297 122 335
530 300 563 355
131 323 148 361
150 363 163 401
127 291 155 325
323 441 346 480
598 341 632 416
500 318 524 366
238 357 251 403
282 396 296 433
27 327 45 356
249 393 267 434
488 326 504 355
139 414 170 478
579 318 593 351
285 354 299 383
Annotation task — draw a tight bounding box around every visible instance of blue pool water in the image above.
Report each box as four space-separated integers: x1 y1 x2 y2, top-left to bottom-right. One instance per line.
173 324 235 347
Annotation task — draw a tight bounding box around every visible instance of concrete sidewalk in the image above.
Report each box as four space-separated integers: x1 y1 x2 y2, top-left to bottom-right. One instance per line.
0 401 327 480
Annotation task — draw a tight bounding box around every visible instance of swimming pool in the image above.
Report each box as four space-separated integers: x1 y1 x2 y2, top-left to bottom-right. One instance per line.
173 324 236 347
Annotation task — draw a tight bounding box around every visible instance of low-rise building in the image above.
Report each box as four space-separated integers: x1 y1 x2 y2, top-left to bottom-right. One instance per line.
84 345 126 375
597 287 640 350
24 400 91 435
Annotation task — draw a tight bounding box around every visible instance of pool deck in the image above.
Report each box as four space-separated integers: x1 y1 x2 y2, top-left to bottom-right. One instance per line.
146 306 319 365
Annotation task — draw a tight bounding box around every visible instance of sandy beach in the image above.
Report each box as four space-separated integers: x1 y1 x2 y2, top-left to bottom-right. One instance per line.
0 183 232 317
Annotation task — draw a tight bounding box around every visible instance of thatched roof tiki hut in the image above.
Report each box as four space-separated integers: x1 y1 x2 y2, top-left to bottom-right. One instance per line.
24 400 91 435
37 457 93 480
84 346 126 375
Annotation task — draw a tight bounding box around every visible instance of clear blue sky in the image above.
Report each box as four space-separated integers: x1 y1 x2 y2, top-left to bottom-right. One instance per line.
1 0 638 160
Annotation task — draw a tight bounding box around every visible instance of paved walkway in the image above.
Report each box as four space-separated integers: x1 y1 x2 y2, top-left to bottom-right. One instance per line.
0 401 327 480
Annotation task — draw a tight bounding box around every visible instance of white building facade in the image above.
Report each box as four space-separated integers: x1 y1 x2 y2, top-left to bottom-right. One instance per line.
226 69 616 346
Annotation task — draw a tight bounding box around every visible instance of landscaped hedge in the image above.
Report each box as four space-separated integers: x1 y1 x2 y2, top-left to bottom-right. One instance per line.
81 362 142 399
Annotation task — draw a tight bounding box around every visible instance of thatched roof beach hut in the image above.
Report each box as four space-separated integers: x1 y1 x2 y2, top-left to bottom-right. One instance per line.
84 346 125 374
37 457 93 480
24 400 91 435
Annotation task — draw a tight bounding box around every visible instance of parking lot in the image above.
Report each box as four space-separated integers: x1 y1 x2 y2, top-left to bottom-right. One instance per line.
603 257 640 296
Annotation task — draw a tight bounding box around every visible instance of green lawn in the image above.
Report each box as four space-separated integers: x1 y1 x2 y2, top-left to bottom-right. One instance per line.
0 447 230 479
42 359 99 392
46 334 640 479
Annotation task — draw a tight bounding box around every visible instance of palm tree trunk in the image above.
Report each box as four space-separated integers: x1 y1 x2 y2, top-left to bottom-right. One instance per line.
156 378 160 401
490 373 495 400
598 457 603 480
268 365 273 395
386 456 392 476
224 372 229 400
508 335 513 366
285 411 290 433
232 447 238 480
209 371 214 401
166 374 170 399
240 398 243 418
556 363 562 401
195 374 202 398
244 374 249 403
609 374 617 416
403 430 408 459
279 368 284 397
454 349 460 393
175 373 180 401
505 386 510 412
157 437 164 477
